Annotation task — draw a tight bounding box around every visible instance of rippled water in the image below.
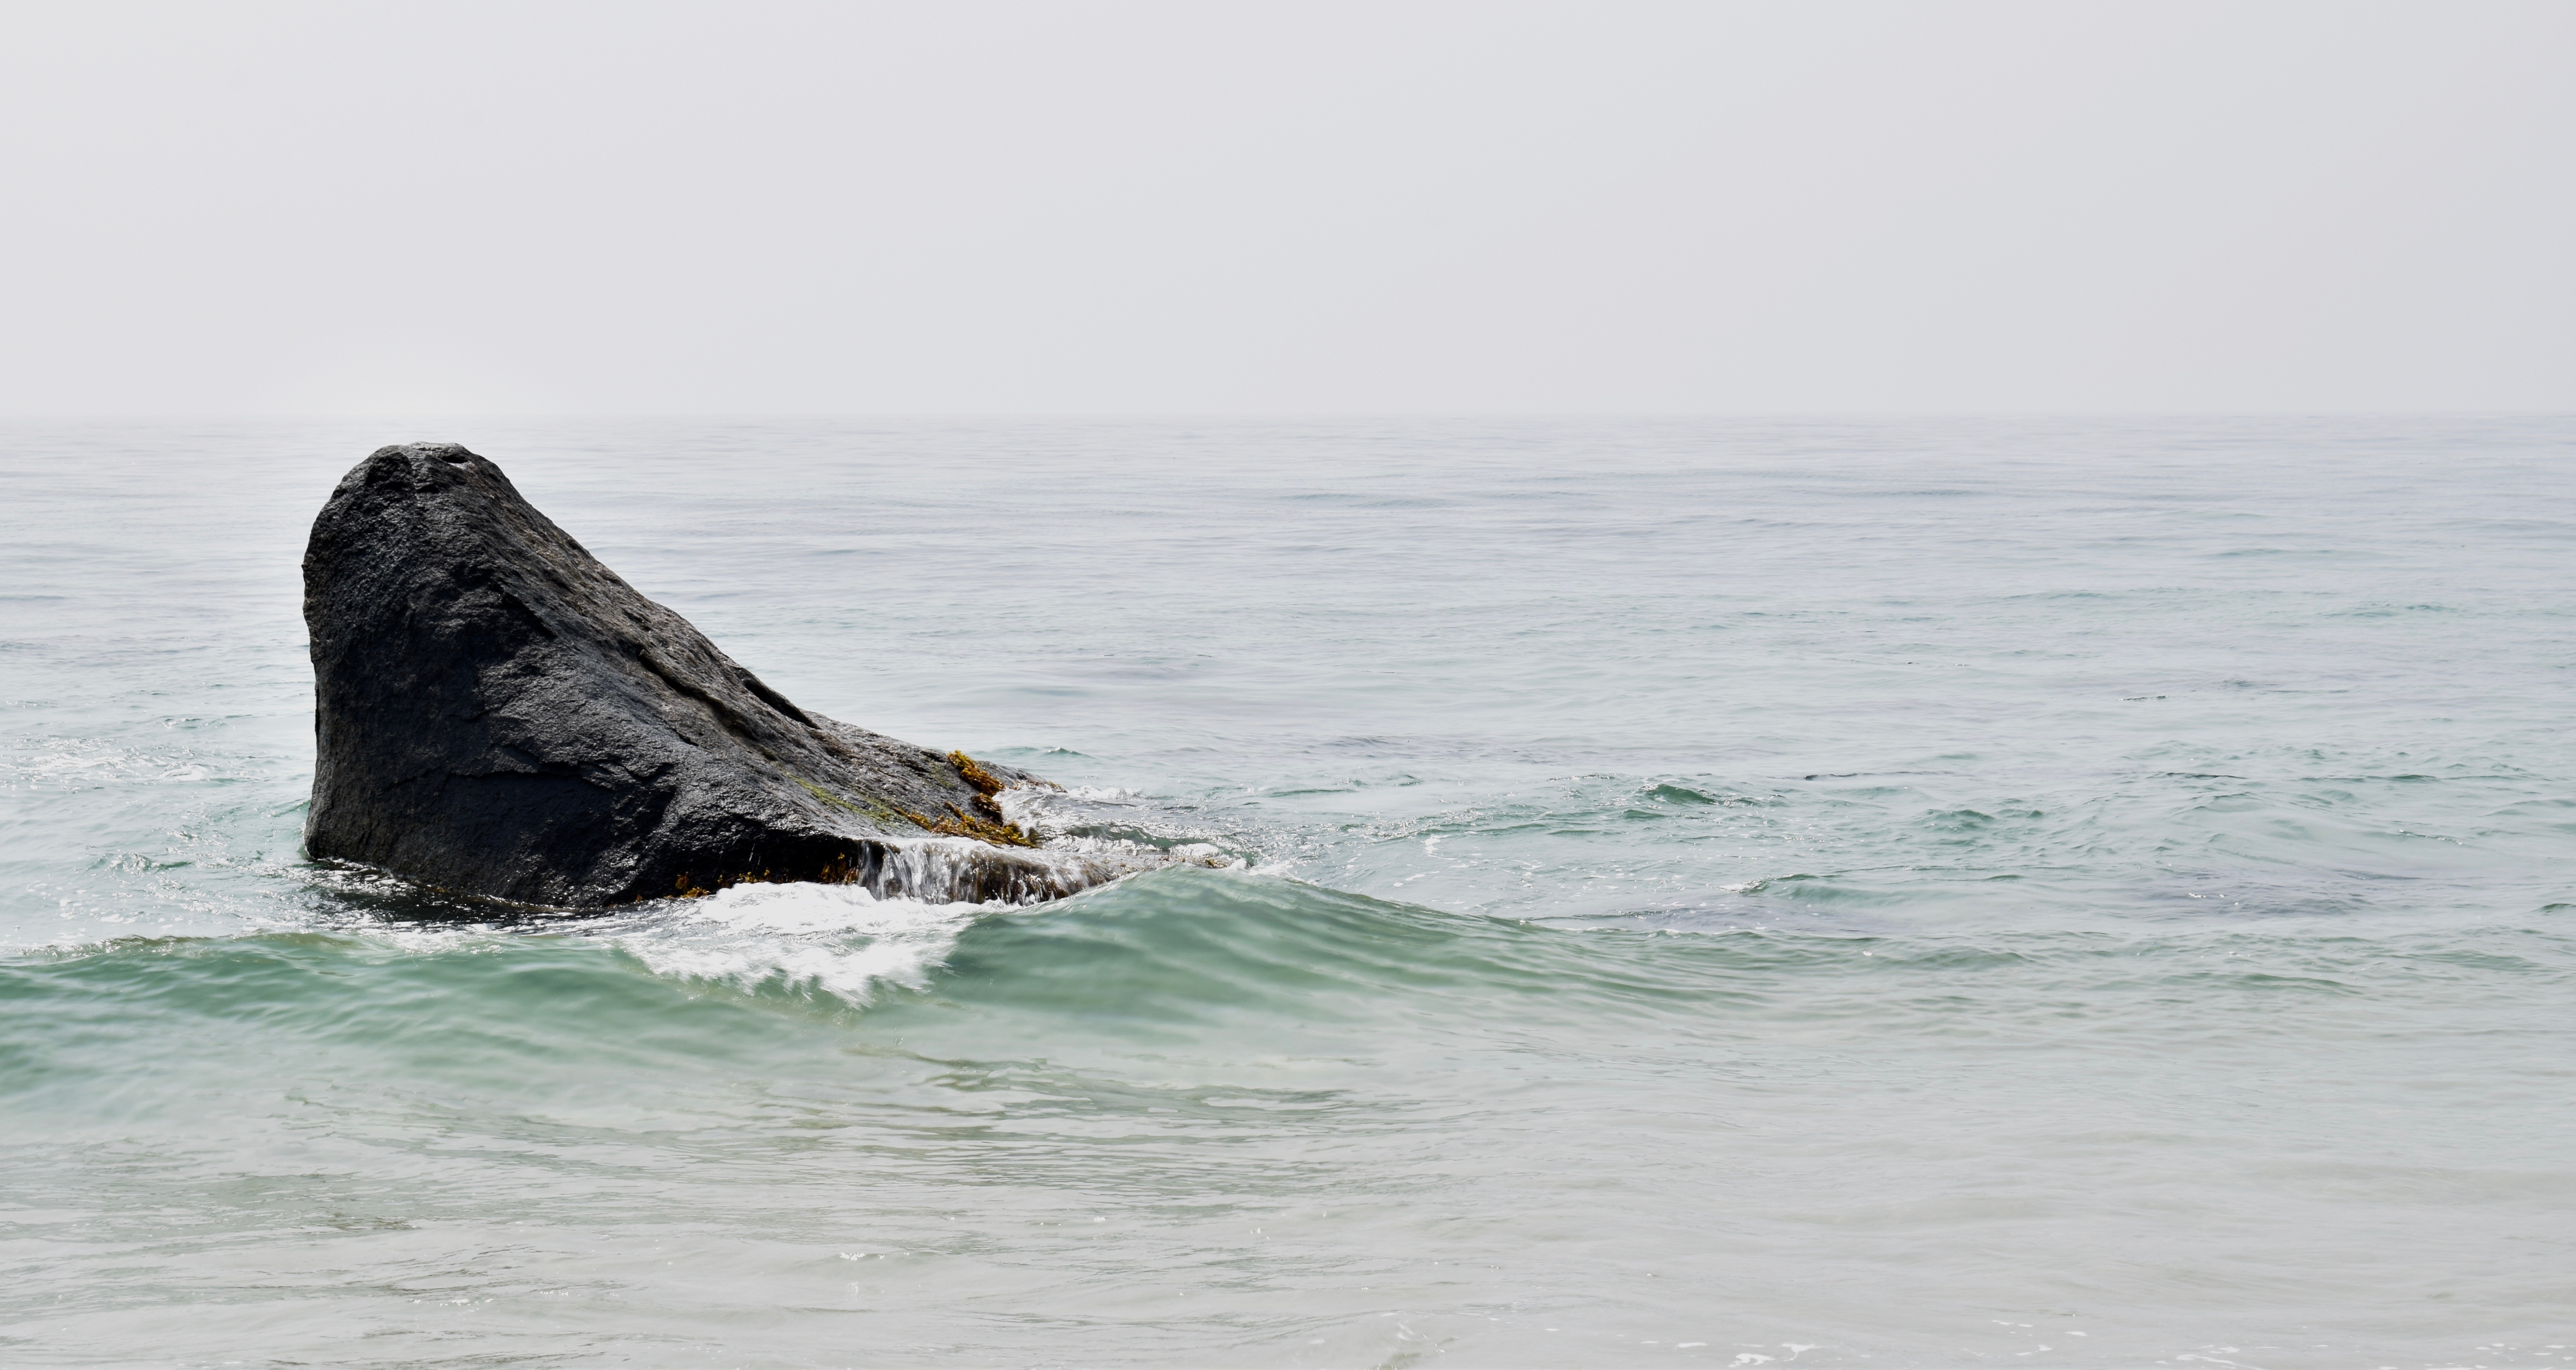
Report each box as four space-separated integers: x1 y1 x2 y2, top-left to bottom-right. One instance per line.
4 417 2573 1367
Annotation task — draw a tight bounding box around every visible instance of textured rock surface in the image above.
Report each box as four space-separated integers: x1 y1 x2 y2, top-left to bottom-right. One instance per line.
303 442 1101 908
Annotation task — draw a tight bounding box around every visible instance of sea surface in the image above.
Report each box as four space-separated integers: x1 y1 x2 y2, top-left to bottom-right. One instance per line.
3 417 2572 1369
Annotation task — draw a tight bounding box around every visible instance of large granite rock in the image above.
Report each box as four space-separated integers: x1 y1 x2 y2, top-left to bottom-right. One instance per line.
302 442 1106 908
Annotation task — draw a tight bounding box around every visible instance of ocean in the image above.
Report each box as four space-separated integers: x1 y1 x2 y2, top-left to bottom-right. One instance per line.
3 416 2571 1368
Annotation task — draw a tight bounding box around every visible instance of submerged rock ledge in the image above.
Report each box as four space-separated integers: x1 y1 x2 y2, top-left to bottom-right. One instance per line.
303 442 1138 908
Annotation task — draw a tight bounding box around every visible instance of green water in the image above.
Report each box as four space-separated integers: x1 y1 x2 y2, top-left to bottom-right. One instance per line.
5 418 2573 1367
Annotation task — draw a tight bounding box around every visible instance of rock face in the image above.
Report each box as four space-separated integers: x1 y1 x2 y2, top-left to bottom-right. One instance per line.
303 442 1100 908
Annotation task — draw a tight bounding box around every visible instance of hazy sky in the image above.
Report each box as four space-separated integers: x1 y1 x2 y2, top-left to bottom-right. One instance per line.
3 1 2568 416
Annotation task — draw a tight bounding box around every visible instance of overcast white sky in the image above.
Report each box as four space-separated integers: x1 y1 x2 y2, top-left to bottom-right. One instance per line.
2 1 2567 416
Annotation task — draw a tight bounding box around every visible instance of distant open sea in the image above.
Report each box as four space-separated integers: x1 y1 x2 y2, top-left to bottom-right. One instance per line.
4 416 2572 1368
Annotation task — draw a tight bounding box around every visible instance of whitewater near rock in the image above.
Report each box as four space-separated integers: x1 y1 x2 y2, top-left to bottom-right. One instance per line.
301 441 1129 908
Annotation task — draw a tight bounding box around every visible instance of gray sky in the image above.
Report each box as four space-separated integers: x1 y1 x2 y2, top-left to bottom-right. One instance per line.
3 1 2567 416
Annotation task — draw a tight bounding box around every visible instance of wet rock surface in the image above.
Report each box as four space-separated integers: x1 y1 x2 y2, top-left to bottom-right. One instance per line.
302 442 1114 908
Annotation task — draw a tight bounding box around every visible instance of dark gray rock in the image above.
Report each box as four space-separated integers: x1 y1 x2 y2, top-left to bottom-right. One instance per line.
303 442 1109 908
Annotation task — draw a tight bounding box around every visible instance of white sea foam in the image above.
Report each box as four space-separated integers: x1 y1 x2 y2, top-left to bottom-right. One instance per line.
595 815 1242 1006
598 819 1250 1005
596 878 1001 1008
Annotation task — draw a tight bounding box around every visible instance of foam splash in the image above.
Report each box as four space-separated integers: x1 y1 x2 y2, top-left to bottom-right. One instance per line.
849 830 1165 905
596 879 993 1008
595 811 1240 1007
599 815 1240 1007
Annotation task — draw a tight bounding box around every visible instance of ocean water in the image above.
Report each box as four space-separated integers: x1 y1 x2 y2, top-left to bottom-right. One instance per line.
3 416 2572 1369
